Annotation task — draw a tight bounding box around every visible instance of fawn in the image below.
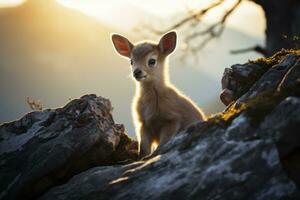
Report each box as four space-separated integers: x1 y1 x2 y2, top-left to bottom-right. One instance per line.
111 31 206 157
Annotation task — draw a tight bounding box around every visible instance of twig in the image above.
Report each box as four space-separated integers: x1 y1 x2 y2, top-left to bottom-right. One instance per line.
184 0 242 50
148 0 225 35
230 45 267 56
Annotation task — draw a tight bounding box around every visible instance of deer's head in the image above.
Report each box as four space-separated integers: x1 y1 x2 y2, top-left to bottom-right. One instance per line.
111 31 177 83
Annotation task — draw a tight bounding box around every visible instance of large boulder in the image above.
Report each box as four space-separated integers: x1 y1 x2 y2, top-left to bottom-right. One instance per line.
0 95 138 200
39 50 300 200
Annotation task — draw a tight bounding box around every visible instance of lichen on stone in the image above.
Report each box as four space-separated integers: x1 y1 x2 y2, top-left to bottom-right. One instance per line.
250 49 300 69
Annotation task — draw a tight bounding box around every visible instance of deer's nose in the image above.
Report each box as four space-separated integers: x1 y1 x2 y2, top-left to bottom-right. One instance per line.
133 69 142 78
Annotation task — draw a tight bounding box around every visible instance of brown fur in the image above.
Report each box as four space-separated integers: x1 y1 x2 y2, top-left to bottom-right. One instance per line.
111 31 206 158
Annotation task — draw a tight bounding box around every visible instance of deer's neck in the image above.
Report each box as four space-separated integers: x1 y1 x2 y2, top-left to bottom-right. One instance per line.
138 61 172 100
137 79 167 114
138 79 169 109
140 68 170 94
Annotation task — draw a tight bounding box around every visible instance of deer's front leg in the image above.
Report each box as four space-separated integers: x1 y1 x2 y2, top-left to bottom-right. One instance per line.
139 125 152 158
159 121 180 144
159 120 180 146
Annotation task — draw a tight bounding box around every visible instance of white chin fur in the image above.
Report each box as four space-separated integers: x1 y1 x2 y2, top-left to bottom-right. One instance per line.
135 76 147 81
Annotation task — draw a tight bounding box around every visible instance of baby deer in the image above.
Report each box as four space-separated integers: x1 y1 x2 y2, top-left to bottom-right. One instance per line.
111 31 206 158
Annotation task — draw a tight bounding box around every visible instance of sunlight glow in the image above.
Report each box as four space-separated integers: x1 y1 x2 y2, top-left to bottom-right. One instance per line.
56 0 103 17
151 141 159 153
109 176 129 185
0 0 25 7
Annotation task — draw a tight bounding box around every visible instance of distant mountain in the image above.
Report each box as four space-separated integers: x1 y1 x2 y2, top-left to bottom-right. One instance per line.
0 0 135 130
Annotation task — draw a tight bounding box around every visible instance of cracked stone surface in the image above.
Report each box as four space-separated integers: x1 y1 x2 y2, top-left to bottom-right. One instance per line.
0 95 137 200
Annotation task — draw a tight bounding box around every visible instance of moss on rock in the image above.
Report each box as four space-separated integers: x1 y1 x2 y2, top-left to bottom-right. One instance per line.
250 49 300 69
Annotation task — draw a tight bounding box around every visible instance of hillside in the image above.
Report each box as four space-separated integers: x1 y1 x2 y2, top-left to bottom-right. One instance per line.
0 0 130 126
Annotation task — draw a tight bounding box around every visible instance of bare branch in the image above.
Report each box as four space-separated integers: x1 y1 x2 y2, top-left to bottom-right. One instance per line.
230 45 267 56
185 0 242 46
140 0 245 56
148 0 225 35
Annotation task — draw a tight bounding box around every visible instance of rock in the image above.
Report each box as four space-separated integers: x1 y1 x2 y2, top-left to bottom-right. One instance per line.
220 49 299 105
38 162 143 200
259 97 300 188
39 50 300 200
2 50 300 200
0 95 138 200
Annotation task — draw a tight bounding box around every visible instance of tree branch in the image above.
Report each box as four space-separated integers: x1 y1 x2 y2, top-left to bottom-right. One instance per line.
230 45 267 56
184 0 242 48
148 0 225 35
140 0 247 56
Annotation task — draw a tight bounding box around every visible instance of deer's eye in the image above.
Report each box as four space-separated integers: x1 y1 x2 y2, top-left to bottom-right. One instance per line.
148 58 156 67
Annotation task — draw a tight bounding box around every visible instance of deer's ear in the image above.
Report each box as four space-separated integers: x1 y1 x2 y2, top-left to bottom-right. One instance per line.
159 31 177 55
111 34 133 58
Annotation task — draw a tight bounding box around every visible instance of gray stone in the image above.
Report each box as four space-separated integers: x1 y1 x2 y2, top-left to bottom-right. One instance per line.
0 95 137 200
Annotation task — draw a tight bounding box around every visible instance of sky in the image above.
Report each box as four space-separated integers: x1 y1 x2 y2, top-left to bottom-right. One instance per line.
0 0 265 37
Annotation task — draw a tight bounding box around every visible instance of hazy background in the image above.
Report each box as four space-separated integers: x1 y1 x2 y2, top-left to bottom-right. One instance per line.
0 0 264 137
